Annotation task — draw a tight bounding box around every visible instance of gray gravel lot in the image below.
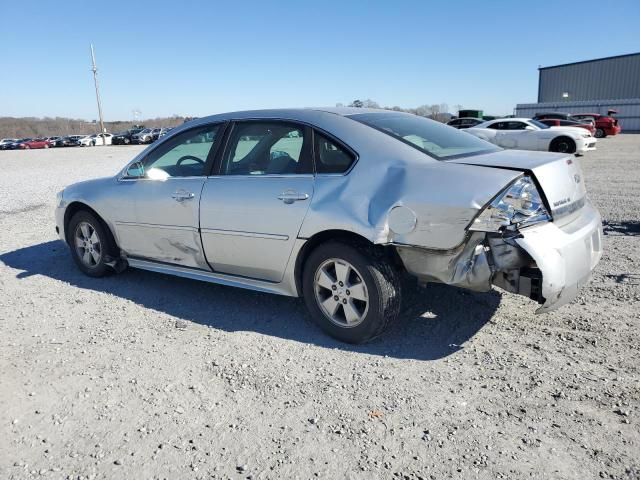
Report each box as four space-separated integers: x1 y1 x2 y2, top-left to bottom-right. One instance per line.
1 138 639 479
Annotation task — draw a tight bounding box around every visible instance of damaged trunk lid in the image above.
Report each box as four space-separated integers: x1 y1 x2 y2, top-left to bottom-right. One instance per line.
450 150 587 225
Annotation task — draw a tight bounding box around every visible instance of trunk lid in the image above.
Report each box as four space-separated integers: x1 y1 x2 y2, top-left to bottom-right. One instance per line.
450 150 587 225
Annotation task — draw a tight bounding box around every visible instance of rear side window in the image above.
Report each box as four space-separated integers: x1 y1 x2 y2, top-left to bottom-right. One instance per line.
314 133 355 174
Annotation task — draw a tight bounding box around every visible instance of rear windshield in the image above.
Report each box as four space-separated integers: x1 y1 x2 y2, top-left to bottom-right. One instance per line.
349 112 500 160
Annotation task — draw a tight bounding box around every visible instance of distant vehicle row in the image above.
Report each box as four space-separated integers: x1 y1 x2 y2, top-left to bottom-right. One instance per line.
532 112 621 138
0 127 173 150
112 127 172 145
463 118 597 155
448 111 621 139
0 134 111 149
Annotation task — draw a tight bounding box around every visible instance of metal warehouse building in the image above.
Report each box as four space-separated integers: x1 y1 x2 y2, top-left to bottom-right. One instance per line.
516 53 640 131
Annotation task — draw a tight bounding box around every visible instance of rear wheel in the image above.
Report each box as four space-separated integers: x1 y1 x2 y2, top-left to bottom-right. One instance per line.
67 211 114 277
549 136 576 154
302 242 402 343
595 128 606 138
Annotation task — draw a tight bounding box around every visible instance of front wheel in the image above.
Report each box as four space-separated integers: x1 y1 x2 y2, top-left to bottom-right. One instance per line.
549 136 576 154
67 211 114 277
595 128 606 138
302 242 402 343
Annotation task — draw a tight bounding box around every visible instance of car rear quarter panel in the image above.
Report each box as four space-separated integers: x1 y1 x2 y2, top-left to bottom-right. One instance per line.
299 149 520 250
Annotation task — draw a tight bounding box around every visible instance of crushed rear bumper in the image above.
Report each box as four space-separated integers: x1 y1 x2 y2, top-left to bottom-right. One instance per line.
515 201 602 312
394 201 603 313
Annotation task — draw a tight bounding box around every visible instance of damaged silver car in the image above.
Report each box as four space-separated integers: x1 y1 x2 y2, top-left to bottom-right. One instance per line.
55 108 603 343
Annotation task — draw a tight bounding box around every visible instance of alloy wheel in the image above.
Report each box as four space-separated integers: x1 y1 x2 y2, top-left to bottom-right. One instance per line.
314 258 369 328
74 221 102 268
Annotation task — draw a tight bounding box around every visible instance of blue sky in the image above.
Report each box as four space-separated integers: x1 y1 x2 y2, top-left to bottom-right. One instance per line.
1 0 638 121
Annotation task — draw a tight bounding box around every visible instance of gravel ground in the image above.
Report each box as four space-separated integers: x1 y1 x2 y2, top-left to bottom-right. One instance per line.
1 138 638 480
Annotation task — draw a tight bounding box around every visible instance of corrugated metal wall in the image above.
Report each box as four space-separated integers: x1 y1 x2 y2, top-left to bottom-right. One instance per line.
515 99 640 132
538 54 640 102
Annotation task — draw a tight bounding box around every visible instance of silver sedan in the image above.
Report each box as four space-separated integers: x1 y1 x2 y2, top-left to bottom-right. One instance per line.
55 108 603 343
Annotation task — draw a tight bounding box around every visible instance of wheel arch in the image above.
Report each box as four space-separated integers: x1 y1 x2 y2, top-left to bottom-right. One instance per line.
293 229 405 295
63 201 119 255
549 135 576 153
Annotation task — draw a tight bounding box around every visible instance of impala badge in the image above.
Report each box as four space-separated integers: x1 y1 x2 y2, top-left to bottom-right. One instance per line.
574 174 581 183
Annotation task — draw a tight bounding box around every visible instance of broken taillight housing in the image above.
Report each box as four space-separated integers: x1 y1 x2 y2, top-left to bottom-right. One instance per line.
469 176 551 232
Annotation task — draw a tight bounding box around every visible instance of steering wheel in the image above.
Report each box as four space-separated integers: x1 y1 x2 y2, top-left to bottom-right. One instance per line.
176 155 205 166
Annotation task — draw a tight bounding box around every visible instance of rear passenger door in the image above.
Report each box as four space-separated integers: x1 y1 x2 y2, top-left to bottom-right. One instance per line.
199 121 315 282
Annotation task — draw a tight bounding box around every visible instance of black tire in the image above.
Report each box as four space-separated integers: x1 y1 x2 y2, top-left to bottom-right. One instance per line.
595 128 606 138
549 136 576 154
302 241 402 344
67 210 115 277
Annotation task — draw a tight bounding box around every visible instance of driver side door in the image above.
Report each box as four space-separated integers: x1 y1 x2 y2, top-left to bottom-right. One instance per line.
114 123 224 269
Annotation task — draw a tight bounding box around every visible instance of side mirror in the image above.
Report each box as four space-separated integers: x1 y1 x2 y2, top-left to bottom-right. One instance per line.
125 161 145 178
524 125 536 131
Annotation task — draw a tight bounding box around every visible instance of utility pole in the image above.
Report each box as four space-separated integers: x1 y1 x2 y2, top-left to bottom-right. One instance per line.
90 44 106 145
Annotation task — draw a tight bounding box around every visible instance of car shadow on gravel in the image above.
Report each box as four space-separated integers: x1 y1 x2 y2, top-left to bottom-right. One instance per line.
0 240 501 361
602 220 640 237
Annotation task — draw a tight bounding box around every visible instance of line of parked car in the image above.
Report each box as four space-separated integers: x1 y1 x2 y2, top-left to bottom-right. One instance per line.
445 111 621 156
0 126 174 150
448 111 621 138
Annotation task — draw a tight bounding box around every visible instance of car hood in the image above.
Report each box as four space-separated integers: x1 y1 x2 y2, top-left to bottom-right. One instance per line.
548 126 590 137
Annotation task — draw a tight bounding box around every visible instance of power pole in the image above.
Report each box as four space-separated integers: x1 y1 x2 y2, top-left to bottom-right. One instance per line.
90 44 106 145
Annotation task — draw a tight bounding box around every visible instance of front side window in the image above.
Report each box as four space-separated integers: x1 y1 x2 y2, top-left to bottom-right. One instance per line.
349 113 500 160
315 133 355 174
221 122 311 175
141 124 220 177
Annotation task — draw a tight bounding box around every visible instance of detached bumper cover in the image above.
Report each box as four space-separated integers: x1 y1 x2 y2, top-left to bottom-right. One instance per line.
515 202 602 312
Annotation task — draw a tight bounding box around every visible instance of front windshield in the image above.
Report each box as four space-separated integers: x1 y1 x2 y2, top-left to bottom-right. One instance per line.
529 119 550 129
349 112 500 160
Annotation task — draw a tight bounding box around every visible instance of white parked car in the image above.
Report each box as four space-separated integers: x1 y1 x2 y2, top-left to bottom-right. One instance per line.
465 118 596 155
90 133 113 146
74 136 94 147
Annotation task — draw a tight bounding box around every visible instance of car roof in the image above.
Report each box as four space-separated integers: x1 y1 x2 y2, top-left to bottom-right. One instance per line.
189 107 408 124
484 118 532 123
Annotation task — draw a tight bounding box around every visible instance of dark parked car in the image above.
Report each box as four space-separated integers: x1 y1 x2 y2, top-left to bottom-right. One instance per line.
112 128 145 145
446 117 485 129
54 136 83 147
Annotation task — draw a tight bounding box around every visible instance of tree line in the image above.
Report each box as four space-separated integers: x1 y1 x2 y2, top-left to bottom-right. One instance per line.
0 102 463 139
0 116 187 139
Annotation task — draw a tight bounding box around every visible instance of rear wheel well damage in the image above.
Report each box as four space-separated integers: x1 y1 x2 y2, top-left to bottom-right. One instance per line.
293 230 406 296
63 202 121 261
394 231 545 304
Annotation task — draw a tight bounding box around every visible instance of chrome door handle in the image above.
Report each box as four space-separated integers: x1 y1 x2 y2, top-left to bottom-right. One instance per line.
277 191 309 204
171 191 195 202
